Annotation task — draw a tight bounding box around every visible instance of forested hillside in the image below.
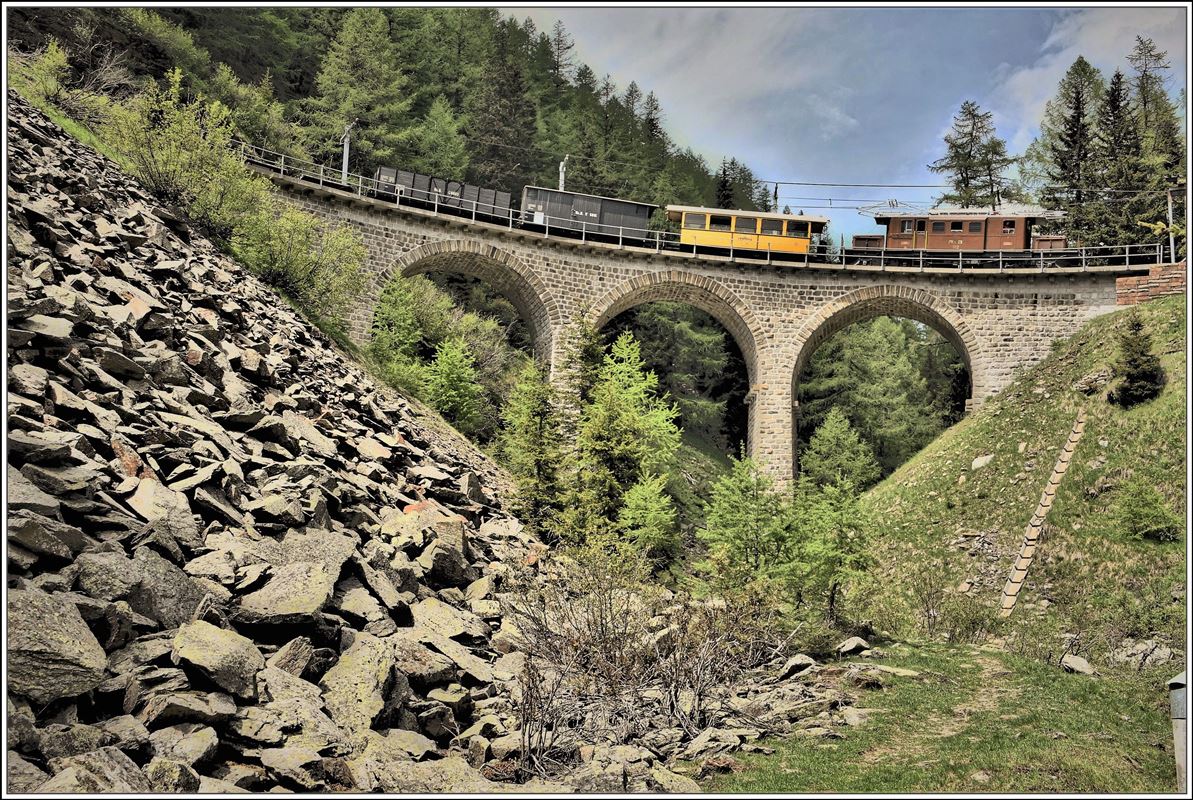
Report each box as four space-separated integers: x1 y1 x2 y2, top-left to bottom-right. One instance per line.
8 6 773 213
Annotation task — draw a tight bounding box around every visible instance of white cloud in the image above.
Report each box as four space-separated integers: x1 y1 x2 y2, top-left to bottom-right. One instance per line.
992 8 1187 151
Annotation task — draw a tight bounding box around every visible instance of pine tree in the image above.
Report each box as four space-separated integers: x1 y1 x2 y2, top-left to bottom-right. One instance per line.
1044 66 1098 242
1090 70 1148 246
302 8 413 174
426 338 483 434
799 406 881 488
1109 311 1165 407
465 20 539 193
499 364 563 539
407 95 469 179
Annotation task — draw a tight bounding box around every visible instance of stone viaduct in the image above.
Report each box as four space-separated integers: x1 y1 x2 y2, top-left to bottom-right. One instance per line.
261 169 1164 481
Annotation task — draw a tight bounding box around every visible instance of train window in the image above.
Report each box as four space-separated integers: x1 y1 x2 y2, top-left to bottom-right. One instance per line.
968 221 982 233
1002 219 1017 234
760 218 783 236
950 221 964 232
734 216 757 233
931 221 946 232
683 213 707 229
709 215 732 231
917 220 927 232
786 221 809 237
901 220 914 234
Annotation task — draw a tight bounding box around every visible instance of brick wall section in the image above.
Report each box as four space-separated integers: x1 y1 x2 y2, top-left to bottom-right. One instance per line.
1116 262 1187 305
273 180 1133 483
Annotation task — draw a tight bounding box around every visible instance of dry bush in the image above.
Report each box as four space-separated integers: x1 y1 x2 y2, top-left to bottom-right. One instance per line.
503 536 793 777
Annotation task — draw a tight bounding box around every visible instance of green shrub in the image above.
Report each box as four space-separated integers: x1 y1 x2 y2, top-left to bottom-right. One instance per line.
7 39 70 109
938 592 995 644
233 203 366 324
1112 479 1182 542
104 68 273 244
120 8 212 78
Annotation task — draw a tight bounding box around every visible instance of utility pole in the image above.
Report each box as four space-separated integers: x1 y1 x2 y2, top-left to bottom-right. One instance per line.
558 155 569 191
341 119 357 184
1167 187 1175 262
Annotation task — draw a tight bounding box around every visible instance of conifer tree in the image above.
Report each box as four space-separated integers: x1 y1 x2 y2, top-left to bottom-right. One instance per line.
407 95 469 180
618 474 678 560
699 454 790 582
1090 70 1148 246
302 8 413 173
929 100 1014 209
557 333 680 544
427 338 483 435
800 406 881 488
549 20 575 90
715 160 735 208
465 20 539 193
1045 68 1098 242
1021 57 1105 201
788 477 870 622
1109 311 1165 407
500 364 563 539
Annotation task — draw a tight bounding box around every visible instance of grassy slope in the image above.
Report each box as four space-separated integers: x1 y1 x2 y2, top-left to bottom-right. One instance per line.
709 643 1178 793
862 295 1186 655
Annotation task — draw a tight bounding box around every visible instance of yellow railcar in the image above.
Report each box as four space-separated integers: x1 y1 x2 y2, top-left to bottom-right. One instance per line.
666 205 829 255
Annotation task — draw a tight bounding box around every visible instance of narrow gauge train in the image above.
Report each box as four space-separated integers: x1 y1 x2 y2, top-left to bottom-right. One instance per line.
848 205 1068 267
368 164 1065 267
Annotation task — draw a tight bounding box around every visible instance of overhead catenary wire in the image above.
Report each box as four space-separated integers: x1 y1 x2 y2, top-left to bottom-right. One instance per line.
462 133 1181 200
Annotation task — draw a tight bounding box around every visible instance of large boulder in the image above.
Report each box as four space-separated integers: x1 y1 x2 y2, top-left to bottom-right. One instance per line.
40 747 153 793
239 561 336 623
172 621 265 699
126 546 208 628
8 588 107 703
319 633 410 737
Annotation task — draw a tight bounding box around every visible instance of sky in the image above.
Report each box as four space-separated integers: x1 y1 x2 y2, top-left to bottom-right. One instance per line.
504 4 1187 242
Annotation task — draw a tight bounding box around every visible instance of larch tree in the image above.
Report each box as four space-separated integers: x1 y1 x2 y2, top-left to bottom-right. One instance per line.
302 7 413 174
799 406 881 489
499 364 564 540
929 100 1014 209
407 95 469 180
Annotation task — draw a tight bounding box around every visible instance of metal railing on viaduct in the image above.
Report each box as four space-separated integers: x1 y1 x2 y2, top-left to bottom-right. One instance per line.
235 141 1179 276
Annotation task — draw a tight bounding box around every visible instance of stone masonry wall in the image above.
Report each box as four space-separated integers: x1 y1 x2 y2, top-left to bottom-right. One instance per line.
273 181 1127 481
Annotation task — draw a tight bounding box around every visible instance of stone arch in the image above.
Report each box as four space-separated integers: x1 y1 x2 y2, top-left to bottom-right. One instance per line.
788 284 988 475
379 239 563 363
587 270 768 385
790 284 987 400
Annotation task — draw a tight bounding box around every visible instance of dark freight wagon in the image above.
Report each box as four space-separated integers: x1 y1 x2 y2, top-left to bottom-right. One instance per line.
521 186 659 240
373 166 513 220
